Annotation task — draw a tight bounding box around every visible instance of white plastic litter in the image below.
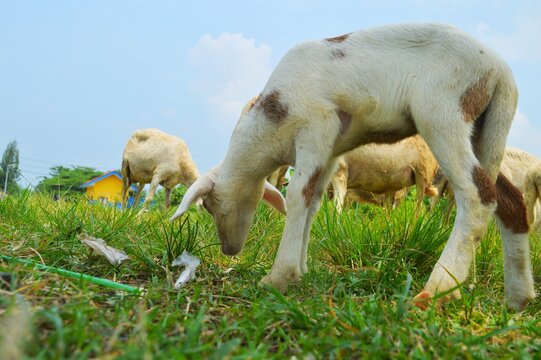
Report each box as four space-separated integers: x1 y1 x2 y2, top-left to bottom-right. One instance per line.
172 250 201 288
81 235 130 265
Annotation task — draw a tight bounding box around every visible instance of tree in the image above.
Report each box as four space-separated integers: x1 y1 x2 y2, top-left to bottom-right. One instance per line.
36 166 103 197
0 140 21 194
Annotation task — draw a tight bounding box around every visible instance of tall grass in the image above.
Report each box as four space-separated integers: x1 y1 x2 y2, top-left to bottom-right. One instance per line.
0 192 540 358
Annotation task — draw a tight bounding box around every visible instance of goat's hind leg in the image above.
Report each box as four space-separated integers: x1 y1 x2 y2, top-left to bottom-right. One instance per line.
495 174 535 310
164 187 172 209
132 184 145 208
413 117 497 307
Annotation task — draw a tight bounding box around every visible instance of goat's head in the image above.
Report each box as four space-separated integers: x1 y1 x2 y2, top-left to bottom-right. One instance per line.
170 166 287 255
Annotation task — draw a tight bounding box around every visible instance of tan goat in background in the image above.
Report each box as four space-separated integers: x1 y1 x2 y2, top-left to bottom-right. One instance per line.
330 135 438 213
121 128 200 209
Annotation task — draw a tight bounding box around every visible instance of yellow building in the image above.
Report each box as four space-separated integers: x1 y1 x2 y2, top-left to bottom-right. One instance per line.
81 171 136 206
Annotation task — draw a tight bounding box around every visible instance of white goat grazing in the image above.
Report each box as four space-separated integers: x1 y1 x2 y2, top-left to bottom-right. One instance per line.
121 128 200 209
330 135 438 213
172 23 534 310
432 147 541 231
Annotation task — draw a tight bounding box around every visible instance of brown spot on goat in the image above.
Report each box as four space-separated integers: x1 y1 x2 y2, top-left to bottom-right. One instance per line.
325 33 351 43
496 173 529 233
460 73 491 123
257 90 288 124
303 167 323 207
472 166 496 206
337 110 352 135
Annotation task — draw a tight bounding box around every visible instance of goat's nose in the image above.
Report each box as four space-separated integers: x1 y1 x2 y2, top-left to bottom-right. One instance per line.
221 242 242 256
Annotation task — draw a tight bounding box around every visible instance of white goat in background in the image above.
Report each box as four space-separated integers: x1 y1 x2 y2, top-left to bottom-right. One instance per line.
172 23 534 310
121 128 200 209
525 164 541 232
432 147 541 231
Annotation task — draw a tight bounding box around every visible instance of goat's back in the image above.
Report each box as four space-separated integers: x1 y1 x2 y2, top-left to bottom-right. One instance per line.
122 128 190 183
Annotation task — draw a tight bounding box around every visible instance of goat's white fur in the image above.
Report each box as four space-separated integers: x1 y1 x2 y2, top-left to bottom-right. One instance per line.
330 135 438 213
173 23 535 310
121 128 200 209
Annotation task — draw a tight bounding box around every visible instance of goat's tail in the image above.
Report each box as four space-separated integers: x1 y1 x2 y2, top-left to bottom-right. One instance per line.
475 69 535 310
474 70 518 180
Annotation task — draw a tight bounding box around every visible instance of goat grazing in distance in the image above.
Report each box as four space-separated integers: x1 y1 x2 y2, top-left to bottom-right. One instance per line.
432 147 541 232
525 163 541 232
121 128 200 209
172 23 535 310
330 135 439 213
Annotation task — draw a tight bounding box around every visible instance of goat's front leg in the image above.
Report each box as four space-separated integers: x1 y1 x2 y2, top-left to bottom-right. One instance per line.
260 110 341 292
259 164 321 291
260 158 337 291
300 159 339 274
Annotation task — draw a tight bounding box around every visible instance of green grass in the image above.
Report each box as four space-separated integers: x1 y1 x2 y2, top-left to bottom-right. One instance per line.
0 192 540 359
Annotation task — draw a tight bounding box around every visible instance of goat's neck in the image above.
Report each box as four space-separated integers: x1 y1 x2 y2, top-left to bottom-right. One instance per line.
221 121 279 182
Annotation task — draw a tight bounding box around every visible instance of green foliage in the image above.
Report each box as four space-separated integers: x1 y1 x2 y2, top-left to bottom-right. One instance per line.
36 166 103 197
0 192 540 358
0 139 21 194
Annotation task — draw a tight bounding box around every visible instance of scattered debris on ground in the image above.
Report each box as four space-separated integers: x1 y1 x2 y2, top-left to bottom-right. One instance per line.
80 234 129 265
172 250 200 288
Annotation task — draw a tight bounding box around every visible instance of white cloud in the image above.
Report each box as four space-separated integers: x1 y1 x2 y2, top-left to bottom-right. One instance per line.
473 9 541 63
507 110 541 158
187 33 273 124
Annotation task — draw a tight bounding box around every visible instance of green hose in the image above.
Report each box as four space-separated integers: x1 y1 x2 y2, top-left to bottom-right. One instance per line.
0 254 141 295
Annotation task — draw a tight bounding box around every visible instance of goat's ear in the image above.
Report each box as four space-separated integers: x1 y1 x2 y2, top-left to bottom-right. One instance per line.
262 181 287 215
170 174 214 221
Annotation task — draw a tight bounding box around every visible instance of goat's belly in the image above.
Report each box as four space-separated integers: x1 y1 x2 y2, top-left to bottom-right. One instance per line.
350 168 414 194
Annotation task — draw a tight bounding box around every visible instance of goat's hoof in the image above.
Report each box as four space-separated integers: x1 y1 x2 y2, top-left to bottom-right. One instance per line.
259 275 288 293
510 298 530 312
413 289 460 310
506 292 536 312
413 291 432 310
259 268 301 293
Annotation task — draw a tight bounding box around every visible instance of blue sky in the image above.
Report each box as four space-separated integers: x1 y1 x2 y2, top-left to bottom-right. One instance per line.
1 1 540 188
